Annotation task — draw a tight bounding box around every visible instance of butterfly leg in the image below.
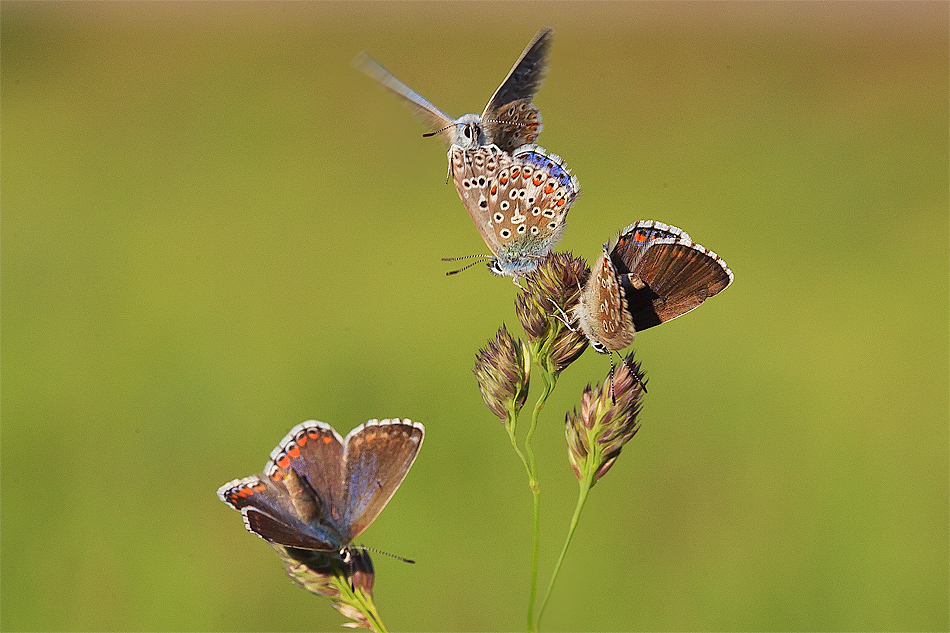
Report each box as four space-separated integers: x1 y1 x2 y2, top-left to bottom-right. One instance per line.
548 298 577 331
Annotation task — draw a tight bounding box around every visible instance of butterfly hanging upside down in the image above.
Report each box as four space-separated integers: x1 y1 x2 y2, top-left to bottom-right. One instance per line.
353 27 553 153
448 143 580 280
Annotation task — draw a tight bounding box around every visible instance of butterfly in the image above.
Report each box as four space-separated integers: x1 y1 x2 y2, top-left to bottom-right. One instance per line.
218 419 424 558
575 220 733 353
449 143 580 278
354 28 552 153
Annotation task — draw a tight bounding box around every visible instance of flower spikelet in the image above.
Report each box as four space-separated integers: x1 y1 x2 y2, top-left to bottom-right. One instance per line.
566 354 647 485
272 546 378 630
515 252 590 371
274 545 342 597
473 325 530 421
336 550 376 629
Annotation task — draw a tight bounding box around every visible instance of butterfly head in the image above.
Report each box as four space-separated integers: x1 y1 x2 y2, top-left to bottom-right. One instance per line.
487 255 539 278
451 114 486 149
588 339 609 355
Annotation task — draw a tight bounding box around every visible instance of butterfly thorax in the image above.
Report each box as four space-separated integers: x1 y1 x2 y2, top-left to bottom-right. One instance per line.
490 228 563 277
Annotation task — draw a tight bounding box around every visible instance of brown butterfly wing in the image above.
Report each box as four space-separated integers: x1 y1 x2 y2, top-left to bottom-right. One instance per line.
627 238 733 331
487 147 574 254
609 220 691 275
576 247 636 352
483 28 553 118
450 144 511 256
483 98 543 153
216 420 354 551
340 419 425 542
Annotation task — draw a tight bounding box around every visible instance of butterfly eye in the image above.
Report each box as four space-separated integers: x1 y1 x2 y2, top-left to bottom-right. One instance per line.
463 127 472 139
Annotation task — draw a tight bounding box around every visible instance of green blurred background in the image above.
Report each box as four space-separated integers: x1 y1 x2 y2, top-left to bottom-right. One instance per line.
2 2 947 631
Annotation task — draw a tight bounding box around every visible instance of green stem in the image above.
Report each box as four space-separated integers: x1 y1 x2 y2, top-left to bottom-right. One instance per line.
535 465 595 631
502 391 540 633
527 486 541 633
524 364 555 478
525 356 557 633
505 406 533 487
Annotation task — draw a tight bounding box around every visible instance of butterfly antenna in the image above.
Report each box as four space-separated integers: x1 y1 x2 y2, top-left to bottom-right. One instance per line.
628 358 648 394
442 254 492 262
352 544 415 565
482 117 531 129
443 258 488 276
422 123 455 138
609 351 617 403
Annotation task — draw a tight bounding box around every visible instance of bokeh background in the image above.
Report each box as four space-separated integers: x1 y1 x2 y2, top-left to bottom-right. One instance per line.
2 2 947 631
